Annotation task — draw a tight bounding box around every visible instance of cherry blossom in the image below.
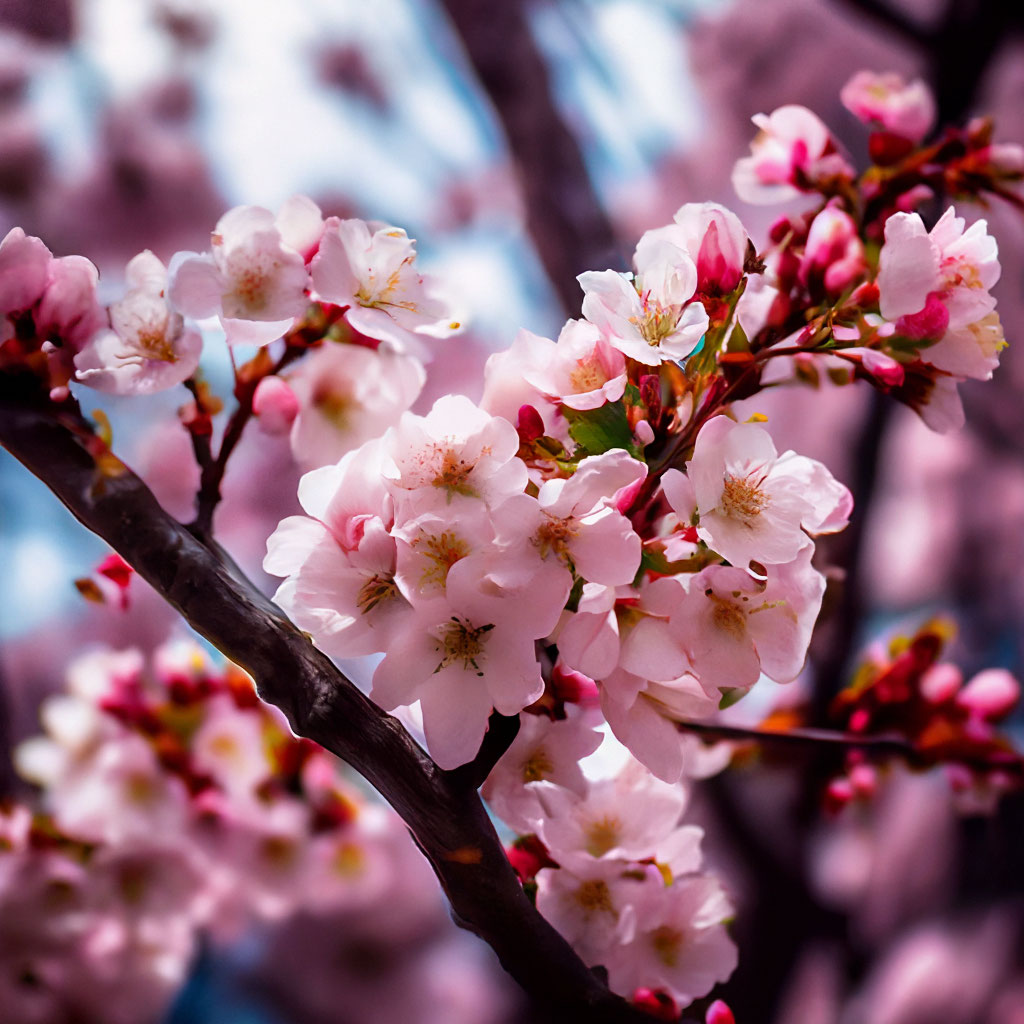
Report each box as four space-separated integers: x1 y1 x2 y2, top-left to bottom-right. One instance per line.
637 202 751 296
579 237 709 366
381 394 527 517
878 207 1003 380
732 104 854 204
310 217 462 353
481 710 603 833
603 874 738 1008
518 319 629 411
673 415 851 568
840 70 936 142
286 341 425 469
170 200 313 347
74 251 202 394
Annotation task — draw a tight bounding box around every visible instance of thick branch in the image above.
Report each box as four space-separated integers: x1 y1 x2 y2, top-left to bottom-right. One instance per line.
0 382 656 1024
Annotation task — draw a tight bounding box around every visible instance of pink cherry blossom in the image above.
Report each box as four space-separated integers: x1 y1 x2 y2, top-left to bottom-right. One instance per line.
638 203 750 296
481 710 603 833
841 70 936 142
878 207 1002 380
676 416 851 568
579 238 709 366
0 226 51 316
74 251 202 394
35 254 107 352
369 557 570 768
533 763 698 873
800 203 866 297
519 319 629 412
535 860 656 967
732 105 854 204
528 450 647 586
287 341 425 469
381 394 527 517
170 200 313 347
603 874 737 1008
657 548 826 695
310 217 462 353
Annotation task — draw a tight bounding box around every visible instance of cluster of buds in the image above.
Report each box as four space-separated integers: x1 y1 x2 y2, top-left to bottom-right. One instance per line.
825 620 1022 812
2 640 423 1023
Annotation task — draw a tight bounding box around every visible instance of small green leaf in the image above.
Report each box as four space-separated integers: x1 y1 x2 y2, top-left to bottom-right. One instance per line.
718 687 747 710
563 400 642 459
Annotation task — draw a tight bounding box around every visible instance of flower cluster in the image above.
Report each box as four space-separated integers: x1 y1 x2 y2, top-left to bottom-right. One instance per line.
3 640 423 1024
825 620 1023 812
483 712 736 1015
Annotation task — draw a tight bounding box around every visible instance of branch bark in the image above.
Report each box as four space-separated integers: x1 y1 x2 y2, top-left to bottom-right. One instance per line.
0 379 657 1024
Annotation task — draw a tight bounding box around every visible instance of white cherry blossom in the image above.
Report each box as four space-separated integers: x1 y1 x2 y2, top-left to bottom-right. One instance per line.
579 238 708 366
675 415 851 568
75 251 202 394
170 200 313 347
311 217 462 353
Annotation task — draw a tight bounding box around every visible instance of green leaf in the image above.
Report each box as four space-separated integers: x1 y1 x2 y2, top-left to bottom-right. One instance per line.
718 687 747 710
726 322 750 353
563 401 642 459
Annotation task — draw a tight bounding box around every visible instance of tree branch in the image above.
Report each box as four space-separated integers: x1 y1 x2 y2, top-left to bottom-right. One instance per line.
0 378 660 1024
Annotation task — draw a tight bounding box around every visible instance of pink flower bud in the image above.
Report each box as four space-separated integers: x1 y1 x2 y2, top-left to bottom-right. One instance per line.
858 349 904 386
707 1000 737 1024
849 763 877 798
252 375 299 435
896 292 949 341
631 988 678 1020
825 776 854 813
516 403 544 443
920 662 963 703
840 71 936 143
956 669 1020 721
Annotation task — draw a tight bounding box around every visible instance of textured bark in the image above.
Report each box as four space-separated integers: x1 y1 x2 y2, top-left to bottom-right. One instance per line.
0 379 661 1023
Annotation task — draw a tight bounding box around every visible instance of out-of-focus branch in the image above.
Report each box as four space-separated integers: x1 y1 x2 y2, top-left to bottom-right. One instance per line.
0 378 662 1024
441 0 619 315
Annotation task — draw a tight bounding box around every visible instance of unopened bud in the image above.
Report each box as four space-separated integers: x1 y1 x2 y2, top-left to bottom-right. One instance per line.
516 404 544 444
253 375 299 435
707 1000 737 1024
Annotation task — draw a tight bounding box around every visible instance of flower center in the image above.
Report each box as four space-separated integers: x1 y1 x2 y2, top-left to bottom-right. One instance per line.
568 356 607 393
584 815 622 857
651 925 684 967
575 879 615 914
356 573 398 614
632 292 683 347
434 618 494 676
720 473 768 522
418 530 470 590
535 515 579 562
521 747 554 782
711 597 747 639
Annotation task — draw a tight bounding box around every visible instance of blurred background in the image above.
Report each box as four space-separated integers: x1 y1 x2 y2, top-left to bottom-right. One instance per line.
1 0 1023 1021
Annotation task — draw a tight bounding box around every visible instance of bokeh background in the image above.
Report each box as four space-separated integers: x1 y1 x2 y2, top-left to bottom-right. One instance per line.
2 1 1024 1021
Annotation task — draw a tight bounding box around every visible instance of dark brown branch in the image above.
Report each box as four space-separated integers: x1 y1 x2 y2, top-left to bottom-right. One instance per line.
188 345 303 538
676 719 916 759
447 710 521 792
441 0 620 314
0 380 659 1024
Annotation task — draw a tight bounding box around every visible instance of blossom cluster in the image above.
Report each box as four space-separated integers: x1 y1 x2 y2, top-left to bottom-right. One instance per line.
482 708 736 1014
2 67 1023 1019
825 620 1022 812
2 640 424 1024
